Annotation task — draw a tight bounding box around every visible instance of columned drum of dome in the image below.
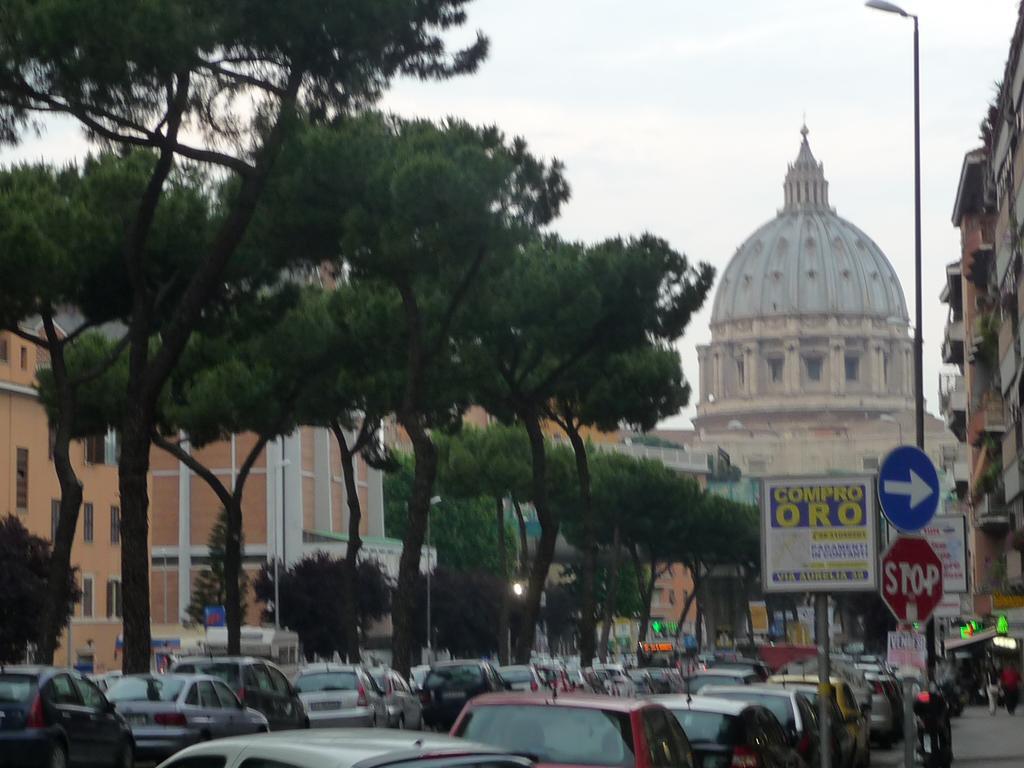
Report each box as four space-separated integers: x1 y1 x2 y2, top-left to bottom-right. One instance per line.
695 127 915 430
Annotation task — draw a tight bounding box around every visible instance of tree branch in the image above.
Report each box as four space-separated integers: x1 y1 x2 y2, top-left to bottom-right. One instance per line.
232 434 270 504
5 324 47 348
151 430 233 510
426 246 487 363
68 334 130 388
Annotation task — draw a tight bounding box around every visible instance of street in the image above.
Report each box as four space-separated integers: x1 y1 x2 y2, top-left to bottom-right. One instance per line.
873 706 1024 766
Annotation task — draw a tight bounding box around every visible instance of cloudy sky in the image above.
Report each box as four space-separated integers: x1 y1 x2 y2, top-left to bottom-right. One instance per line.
5 0 1017 428
384 0 1018 427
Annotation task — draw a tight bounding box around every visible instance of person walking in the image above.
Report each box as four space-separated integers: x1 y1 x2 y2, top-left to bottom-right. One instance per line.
988 663 1002 715
1001 663 1021 715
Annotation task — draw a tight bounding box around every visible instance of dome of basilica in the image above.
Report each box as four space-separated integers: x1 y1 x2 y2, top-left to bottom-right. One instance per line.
710 126 909 327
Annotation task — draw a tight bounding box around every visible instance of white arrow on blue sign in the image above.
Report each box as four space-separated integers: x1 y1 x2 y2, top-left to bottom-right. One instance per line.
877 445 940 532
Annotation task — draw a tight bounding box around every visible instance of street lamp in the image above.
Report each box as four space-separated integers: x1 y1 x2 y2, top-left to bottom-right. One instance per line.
274 451 292 631
426 496 442 661
512 581 525 597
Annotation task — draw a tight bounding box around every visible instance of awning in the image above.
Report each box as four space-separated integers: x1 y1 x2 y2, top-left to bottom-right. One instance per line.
944 627 998 652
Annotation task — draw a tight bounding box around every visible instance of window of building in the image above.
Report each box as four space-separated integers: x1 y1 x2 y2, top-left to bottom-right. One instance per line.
83 503 94 543
804 356 822 382
15 448 28 511
51 500 60 540
736 358 745 387
104 430 119 465
845 354 860 382
110 506 120 545
106 579 123 619
768 358 784 383
82 576 94 618
0 336 7 362
882 352 889 388
19 346 27 369
84 435 105 465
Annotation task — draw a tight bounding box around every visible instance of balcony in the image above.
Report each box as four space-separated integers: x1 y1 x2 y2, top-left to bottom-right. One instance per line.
596 441 714 475
968 391 1007 446
939 373 967 440
976 492 1011 535
1001 337 1020 395
940 262 963 315
943 320 965 366
965 243 994 288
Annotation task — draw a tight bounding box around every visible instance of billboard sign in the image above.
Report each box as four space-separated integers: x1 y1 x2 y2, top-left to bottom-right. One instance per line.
762 476 878 593
921 515 967 594
887 630 927 670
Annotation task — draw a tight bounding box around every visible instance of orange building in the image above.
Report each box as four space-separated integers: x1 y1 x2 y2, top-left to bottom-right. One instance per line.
0 326 125 672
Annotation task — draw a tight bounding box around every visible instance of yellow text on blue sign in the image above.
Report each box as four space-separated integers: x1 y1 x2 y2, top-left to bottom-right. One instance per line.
769 483 868 529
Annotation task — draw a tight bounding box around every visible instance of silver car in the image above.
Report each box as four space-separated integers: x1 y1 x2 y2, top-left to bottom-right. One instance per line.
369 667 424 729
107 673 268 762
862 671 897 747
497 665 542 692
294 664 387 728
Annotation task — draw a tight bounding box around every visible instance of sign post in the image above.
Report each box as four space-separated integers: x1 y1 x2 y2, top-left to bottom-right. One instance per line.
762 475 878 768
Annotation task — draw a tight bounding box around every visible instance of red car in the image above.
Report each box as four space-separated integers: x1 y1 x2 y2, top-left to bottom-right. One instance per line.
451 692 697 768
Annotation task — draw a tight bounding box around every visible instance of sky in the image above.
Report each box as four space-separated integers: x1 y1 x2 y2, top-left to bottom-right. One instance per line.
4 0 1018 428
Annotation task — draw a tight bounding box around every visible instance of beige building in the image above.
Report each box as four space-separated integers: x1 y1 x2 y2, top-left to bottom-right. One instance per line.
691 126 960 479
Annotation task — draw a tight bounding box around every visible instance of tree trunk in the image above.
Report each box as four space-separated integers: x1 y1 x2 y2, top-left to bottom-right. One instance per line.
514 412 556 663
563 421 596 667
37 320 83 663
633 547 657 645
332 422 364 663
512 498 529 574
674 563 703 643
496 497 511 664
390 415 438 677
119 398 154 673
224 437 267 654
695 603 704 652
598 524 622 663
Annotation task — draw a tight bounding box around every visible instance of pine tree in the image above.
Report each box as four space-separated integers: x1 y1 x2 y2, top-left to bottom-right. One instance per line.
187 509 247 626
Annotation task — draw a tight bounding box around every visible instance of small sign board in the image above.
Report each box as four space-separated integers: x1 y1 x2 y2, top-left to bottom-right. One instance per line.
887 630 927 670
921 515 967 594
878 446 940 532
762 476 878 593
204 605 226 628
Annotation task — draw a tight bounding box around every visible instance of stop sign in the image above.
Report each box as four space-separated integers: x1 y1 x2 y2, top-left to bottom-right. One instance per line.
880 536 944 623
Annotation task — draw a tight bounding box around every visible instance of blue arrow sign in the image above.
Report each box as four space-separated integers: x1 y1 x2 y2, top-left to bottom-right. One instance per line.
877 445 940 532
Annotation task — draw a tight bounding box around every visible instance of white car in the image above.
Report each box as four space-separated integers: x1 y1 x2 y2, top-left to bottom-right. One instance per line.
592 663 636 697
154 729 535 768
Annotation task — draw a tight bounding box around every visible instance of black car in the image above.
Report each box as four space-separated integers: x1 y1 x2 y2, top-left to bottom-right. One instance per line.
0 665 134 768
418 660 506 731
169 656 307 731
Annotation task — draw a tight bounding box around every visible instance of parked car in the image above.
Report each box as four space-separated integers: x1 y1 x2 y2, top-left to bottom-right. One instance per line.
170 656 307 731
642 667 686 694
409 665 431 692
106 673 267 761
419 660 506 731
0 665 134 768
592 663 636 697
370 667 424 729
700 685 821 767
535 663 574 693
709 658 771 682
89 671 123 693
683 669 759 694
292 664 386 729
627 669 656 696
581 667 610 694
769 675 869 768
767 683 857 768
452 692 696 768
497 665 542 692
861 671 898 747
154 728 535 768
655 694 808 768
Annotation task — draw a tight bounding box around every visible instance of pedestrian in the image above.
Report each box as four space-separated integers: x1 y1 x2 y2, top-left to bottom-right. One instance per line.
988 663 1001 715
1002 663 1021 715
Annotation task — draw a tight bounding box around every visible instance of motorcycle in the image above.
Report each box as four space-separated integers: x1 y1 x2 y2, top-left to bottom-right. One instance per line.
914 688 952 768
938 680 964 717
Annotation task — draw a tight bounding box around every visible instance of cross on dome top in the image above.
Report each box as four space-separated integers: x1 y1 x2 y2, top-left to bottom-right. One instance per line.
783 124 831 212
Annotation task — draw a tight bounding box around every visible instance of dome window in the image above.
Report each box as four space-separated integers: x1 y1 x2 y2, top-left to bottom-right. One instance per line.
804 356 823 382
845 354 860 382
768 358 784 383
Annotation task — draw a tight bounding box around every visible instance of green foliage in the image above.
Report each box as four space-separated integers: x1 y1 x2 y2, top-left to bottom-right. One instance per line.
385 453 512 575
186 509 247 626
0 515 79 663
435 425 532 503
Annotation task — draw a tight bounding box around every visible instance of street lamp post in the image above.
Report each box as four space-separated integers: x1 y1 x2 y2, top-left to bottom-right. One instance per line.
427 496 442 661
274 448 292 631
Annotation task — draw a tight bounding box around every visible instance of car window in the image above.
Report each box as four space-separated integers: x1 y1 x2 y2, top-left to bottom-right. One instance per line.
669 710 736 746
391 673 409 693
163 757 227 768
759 710 788 746
47 674 83 705
244 666 259 688
199 681 220 708
498 667 533 683
252 665 275 692
213 681 241 709
708 692 794 731
266 666 292 696
294 671 359 693
108 676 186 703
192 662 241 688
174 664 196 674
371 671 390 692
795 695 817 738
457 704 636 768
186 684 200 706
0 674 36 703
74 677 108 710
644 708 691 767
425 665 484 691
742 710 769 749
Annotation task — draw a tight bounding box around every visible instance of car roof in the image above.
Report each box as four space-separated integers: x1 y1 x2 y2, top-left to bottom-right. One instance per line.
702 685 799 701
463 692 655 713
298 664 367 674
430 659 488 669
0 665 59 677
169 729 527 768
770 674 847 685
688 669 752 677
648 694 750 716
174 656 265 665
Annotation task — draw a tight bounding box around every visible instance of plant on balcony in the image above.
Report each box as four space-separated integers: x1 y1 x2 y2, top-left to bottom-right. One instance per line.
977 311 1000 370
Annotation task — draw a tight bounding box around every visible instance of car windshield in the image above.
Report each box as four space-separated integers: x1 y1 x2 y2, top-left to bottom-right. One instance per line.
536 668 561 684
709 692 793 728
686 675 738 693
667 710 738 746
426 665 483 690
458 704 635 767
189 662 240 687
0 674 35 703
370 672 388 690
295 672 359 693
498 667 533 683
107 676 186 703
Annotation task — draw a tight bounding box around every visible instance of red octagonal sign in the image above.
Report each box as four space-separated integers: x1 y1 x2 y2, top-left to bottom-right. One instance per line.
880 536 944 623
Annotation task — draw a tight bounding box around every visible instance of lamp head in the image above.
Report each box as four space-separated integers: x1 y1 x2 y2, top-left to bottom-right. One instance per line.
865 0 910 17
